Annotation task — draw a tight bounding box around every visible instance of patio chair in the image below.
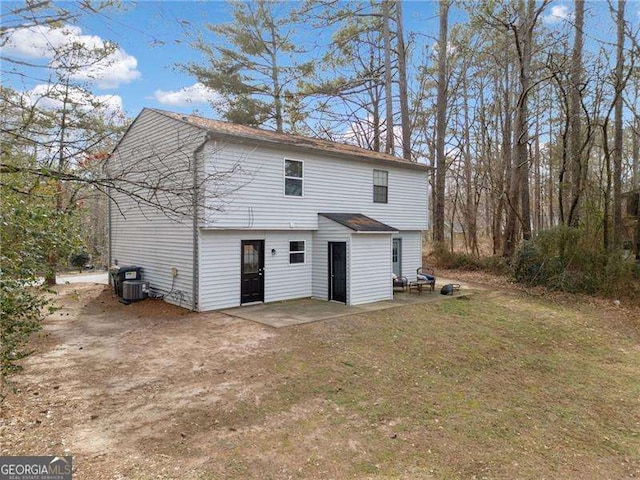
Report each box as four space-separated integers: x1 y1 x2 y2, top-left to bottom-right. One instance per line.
409 267 436 293
417 266 436 281
392 273 408 291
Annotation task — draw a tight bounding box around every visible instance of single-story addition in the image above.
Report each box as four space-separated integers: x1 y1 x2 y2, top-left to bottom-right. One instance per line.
108 108 430 311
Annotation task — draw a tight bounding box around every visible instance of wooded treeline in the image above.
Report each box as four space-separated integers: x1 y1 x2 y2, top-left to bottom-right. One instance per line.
185 0 639 258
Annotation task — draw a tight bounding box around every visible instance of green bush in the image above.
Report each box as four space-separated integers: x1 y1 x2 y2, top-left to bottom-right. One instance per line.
0 278 51 401
513 226 637 295
0 165 81 401
70 251 90 272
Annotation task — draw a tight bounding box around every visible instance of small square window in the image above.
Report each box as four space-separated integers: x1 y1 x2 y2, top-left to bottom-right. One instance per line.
289 240 305 264
373 169 388 203
285 159 303 197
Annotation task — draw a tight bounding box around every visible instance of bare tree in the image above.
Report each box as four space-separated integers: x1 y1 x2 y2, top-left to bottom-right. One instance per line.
433 0 449 247
612 0 626 247
382 0 395 154
395 0 412 160
568 0 585 227
501 0 550 258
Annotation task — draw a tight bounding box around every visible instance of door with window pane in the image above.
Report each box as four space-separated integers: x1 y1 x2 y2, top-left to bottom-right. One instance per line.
392 238 402 277
241 240 264 304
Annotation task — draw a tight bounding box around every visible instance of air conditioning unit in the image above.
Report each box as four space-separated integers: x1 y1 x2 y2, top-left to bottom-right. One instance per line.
122 280 149 302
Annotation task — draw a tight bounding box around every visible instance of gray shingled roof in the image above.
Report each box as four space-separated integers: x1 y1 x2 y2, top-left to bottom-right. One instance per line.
319 213 398 232
148 108 430 171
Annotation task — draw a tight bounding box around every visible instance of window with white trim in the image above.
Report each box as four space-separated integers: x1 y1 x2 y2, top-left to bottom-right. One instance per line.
373 169 388 203
289 241 305 264
284 159 303 196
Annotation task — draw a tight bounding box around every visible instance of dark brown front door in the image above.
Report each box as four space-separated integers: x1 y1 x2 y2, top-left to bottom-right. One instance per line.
328 242 347 303
241 240 264 304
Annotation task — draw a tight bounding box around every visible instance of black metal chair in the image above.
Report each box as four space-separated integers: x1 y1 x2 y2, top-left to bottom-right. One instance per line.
392 274 408 291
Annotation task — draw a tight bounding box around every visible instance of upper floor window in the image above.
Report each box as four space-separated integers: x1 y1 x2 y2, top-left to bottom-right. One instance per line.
289 241 305 264
373 169 388 203
285 159 303 197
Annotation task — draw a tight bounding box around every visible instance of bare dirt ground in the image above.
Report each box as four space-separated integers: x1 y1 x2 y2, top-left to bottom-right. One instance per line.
1 278 639 479
1 284 278 479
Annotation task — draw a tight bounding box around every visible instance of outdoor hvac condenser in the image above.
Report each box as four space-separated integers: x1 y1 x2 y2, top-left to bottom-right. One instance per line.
122 280 149 302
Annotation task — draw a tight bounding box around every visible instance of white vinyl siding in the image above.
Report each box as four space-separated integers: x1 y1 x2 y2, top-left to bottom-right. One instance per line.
109 109 206 309
349 233 393 305
110 109 429 312
199 230 312 311
312 216 351 302
202 142 428 231
395 231 423 281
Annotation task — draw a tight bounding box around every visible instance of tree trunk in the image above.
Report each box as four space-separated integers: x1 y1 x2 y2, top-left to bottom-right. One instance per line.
612 0 625 247
603 122 612 251
268 25 284 133
636 192 640 262
534 96 541 233
395 0 411 160
503 0 536 257
634 97 639 260
547 100 555 228
568 0 585 227
462 76 478 255
382 0 394 155
45 81 71 287
433 0 449 246
495 61 511 254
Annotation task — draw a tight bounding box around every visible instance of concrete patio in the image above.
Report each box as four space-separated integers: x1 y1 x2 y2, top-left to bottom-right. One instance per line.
221 279 472 328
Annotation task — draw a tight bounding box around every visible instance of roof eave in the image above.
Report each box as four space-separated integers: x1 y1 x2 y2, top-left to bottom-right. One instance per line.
200 128 431 172
148 107 432 171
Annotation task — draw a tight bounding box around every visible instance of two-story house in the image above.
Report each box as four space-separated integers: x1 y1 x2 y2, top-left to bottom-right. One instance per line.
108 108 430 311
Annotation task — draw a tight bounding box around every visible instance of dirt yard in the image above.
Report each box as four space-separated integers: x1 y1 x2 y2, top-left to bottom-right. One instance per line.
1 275 639 479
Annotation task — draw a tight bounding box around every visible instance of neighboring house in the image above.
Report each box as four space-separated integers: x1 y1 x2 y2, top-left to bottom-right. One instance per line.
108 108 430 311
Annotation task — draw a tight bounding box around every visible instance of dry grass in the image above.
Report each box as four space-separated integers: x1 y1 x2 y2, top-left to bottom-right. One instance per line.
206 292 640 479
2 283 639 479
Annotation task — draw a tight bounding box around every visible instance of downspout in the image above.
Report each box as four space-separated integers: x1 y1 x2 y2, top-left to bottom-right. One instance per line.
192 133 213 312
107 185 112 275
106 156 113 285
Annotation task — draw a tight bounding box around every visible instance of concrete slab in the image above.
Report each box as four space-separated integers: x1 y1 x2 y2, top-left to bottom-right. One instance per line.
57 271 109 285
221 277 473 328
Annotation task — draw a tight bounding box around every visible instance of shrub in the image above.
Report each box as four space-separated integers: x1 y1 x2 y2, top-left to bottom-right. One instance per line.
0 278 51 401
431 247 510 275
513 226 638 295
0 167 81 401
70 251 90 272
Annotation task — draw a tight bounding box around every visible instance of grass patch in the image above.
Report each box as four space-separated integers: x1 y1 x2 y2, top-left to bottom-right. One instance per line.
171 294 640 479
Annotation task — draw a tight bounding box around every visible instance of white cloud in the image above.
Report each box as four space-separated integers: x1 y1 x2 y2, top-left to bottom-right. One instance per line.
25 84 124 118
1 25 140 89
544 4 572 24
153 83 221 107
66 49 140 89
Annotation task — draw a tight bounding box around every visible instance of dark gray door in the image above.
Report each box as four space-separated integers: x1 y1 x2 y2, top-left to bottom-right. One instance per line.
328 242 347 303
241 240 264 304
392 238 402 276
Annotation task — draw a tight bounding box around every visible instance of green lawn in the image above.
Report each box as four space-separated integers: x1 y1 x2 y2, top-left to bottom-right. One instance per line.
5 284 639 479
173 290 640 479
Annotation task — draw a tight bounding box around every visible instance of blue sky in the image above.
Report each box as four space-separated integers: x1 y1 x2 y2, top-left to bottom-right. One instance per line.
2 0 638 120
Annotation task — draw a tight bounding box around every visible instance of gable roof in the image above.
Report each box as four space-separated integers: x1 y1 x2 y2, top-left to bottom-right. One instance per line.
147 108 430 171
319 213 398 232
